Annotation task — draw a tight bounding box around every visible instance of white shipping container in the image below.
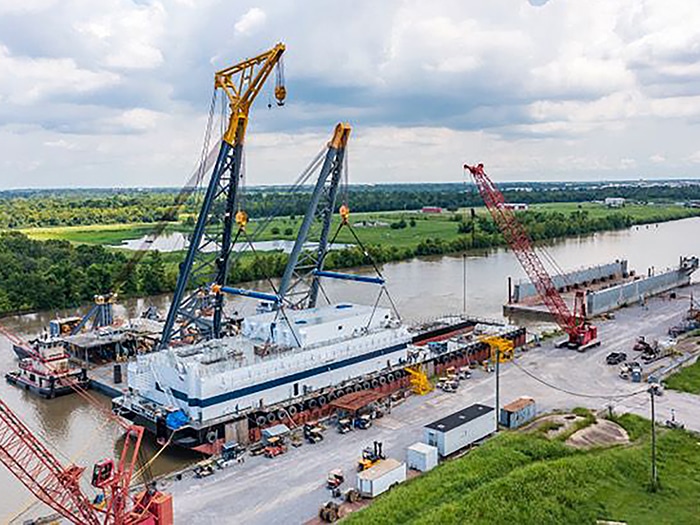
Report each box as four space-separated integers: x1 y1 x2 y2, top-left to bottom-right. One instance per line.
356 458 407 498
424 404 495 457
406 442 438 472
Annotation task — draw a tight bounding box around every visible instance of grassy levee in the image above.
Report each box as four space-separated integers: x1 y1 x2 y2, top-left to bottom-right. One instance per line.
665 357 700 395
345 414 700 525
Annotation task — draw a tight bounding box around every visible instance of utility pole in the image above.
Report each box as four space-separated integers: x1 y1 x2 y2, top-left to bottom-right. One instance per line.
495 346 500 431
462 253 467 313
648 384 659 491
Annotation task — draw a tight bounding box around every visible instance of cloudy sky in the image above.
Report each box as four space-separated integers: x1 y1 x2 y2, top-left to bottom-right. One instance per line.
1 0 699 189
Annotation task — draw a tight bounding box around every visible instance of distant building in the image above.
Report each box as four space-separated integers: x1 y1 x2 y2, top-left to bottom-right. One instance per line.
605 197 626 208
502 203 528 211
421 206 444 214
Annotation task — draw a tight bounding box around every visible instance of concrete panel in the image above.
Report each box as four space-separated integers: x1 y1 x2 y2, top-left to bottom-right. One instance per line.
587 259 697 315
513 260 627 303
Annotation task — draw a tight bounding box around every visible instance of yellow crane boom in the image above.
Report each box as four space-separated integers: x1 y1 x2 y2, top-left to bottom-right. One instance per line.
215 42 286 146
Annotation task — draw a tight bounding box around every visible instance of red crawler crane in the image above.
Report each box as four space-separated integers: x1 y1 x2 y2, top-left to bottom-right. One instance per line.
0 321 172 524
0 397 172 525
465 163 600 350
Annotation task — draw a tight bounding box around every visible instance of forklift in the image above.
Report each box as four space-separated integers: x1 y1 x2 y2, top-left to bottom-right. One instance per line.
357 441 385 472
353 414 372 430
303 423 325 444
264 436 288 458
337 417 353 434
221 441 245 463
327 467 345 497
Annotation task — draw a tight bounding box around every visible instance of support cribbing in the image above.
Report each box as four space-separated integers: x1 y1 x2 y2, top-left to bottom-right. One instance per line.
278 123 351 309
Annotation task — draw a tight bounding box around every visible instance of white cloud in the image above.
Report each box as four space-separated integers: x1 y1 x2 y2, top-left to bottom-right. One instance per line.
649 154 665 163
1 0 700 188
0 45 120 104
234 7 266 35
73 2 166 69
108 108 163 132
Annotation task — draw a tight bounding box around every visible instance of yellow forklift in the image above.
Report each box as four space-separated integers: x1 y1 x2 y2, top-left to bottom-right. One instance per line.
357 441 385 472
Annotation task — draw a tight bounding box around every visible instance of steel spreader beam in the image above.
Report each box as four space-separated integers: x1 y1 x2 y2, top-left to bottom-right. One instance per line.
220 286 280 304
312 270 385 285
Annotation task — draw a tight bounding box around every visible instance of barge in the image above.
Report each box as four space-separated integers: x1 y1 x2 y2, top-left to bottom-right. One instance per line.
112 304 524 454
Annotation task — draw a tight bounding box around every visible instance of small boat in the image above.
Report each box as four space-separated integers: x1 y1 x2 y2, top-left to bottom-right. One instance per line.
5 341 89 398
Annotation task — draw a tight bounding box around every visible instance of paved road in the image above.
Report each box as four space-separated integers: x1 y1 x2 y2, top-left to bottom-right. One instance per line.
169 287 700 524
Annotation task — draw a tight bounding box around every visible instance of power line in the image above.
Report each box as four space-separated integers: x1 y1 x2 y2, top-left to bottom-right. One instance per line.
510 359 649 401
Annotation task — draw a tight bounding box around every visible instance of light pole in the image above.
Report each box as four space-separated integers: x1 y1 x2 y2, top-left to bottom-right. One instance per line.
462 253 467 313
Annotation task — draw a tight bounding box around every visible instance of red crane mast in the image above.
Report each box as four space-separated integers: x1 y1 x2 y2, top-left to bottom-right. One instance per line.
465 163 599 350
0 320 173 524
0 396 172 524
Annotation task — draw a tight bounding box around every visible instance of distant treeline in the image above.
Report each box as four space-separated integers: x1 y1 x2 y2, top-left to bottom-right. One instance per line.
1 206 694 315
3 182 700 228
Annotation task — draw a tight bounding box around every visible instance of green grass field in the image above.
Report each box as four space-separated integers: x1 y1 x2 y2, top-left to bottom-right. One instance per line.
665 358 700 395
531 202 700 222
19 222 183 245
346 414 699 525
17 203 699 250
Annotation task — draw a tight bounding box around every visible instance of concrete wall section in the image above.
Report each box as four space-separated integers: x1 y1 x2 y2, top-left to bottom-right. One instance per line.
513 260 627 303
587 268 692 316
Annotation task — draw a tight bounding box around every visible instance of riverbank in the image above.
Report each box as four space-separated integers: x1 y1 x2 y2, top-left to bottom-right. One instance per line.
4 204 700 317
18 202 700 248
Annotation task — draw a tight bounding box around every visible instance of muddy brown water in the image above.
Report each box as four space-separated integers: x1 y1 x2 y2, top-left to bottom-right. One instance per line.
1 217 698 521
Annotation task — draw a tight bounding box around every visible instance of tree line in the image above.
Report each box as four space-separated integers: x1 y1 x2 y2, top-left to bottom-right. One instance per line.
3 181 700 229
0 206 693 315
0 232 175 314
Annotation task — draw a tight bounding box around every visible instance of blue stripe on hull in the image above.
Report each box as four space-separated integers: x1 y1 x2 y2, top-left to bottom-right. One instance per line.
172 341 407 408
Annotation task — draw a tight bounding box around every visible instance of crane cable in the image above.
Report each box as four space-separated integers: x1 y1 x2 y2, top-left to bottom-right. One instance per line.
131 433 174 483
318 197 402 321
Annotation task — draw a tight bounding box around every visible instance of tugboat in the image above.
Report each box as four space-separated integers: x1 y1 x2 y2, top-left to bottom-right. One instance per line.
5 339 89 398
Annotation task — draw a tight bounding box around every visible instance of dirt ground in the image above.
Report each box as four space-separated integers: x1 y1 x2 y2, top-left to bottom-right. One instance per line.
566 419 630 449
520 413 584 437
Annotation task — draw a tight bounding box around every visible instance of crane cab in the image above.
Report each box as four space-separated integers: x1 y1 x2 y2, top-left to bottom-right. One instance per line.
92 459 115 488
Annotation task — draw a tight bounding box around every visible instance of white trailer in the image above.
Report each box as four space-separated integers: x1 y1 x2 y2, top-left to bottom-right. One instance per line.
356 458 406 498
424 403 495 457
406 442 438 472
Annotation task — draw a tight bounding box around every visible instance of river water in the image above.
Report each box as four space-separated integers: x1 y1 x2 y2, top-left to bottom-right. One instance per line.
1 217 698 521
115 232 352 254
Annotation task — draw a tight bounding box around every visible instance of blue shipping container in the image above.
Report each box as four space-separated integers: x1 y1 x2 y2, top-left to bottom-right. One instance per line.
499 397 536 429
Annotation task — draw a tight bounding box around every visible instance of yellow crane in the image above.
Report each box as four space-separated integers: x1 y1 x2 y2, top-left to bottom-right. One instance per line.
482 336 514 363
161 43 287 347
405 364 433 395
215 42 286 146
